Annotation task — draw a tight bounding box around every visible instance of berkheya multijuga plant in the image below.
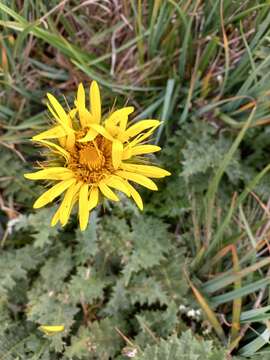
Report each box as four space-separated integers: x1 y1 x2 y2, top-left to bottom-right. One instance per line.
23 80 171 336
24 81 170 231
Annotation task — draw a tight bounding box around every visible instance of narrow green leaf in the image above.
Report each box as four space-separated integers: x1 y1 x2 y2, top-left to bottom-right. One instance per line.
211 277 270 306
202 257 270 293
205 106 256 243
239 327 270 356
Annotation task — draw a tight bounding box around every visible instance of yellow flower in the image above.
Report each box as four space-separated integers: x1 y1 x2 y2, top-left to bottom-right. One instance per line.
25 81 170 231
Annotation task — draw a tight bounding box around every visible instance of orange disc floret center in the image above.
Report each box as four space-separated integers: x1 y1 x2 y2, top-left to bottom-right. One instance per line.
79 146 105 170
68 135 114 184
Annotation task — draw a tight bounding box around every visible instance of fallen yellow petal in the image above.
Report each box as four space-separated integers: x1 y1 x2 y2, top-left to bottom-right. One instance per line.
39 325 65 336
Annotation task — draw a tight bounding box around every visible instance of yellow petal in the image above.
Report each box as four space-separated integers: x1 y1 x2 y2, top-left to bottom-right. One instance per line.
89 186 99 210
79 183 89 231
116 170 158 191
125 182 143 210
79 124 114 143
112 140 123 169
107 175 131 197
77 83 85 108
59 136 66 148
69 108 77 119
39 325 64 336
98 181 119 201
105 123 120 138
65 132 76 151
51 206 61 227
47 103 60 123
52 192 78 227
90 81 101 123
59 182 81 225
66 108 76 129
121 147 132 160
122 144 161 159
119 120 160 142
34 139 70 161
84 108 96 126
120 163 171 178
130 144 161 156
89 124 114 140
105 107 134 129
32 126 67 141
127 125 160 148
75 85 96 127
47 93 72 133
24 167 74 181
76 83 87 127
78 127 98 142
67 110 74 128
33 178 76 209
47 94 66 122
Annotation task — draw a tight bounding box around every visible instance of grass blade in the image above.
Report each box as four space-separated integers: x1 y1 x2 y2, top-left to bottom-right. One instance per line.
189 280 226 343
205 105 256 244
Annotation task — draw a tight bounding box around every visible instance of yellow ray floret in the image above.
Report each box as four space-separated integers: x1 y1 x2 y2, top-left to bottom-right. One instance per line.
98 181 119 202
120 163 171 178
107 175 131 197
33 178 76 209
105 107 134 132
25 167 74 180
59 182 82 225
125 182 143 210
90 81 101 123
115 170 158 190
79 183 90 231
47 94 73 133
122 144 161 159
32 125 67 141
112 140 123 169
24 81 171 231
88 186 99 210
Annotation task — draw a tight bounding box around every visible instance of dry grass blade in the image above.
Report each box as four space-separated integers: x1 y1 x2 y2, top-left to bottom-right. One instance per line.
188 278 226 343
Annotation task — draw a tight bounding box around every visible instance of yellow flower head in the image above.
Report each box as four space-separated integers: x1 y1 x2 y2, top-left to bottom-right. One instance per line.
25 81 170 231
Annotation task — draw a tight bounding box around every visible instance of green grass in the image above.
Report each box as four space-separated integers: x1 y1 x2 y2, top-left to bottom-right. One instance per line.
2 0 270 359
